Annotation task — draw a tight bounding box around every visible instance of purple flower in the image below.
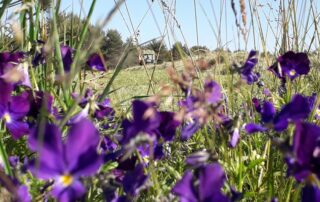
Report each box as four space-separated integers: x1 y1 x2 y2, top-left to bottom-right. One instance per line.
122 164 148 196
60 45 73 72
27 90 54 118
0 84 30 139
244 100 275 134
186 151 209 166
155 111 180 141
0 52 25 72
94 98 115 121
172 163 231 202
181 120 201 141
302 185 320 202
240 50 260 84
28 118 102 202
229 128 240 148
204 80 223 104
121 100 160 144
245 94 312 134
286 122 320 182
0 52 31 87
268 51 310 80
273 94 312 131
87 53 107 71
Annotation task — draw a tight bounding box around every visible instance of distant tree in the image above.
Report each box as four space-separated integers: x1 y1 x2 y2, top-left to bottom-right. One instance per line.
145 39 170 63
171 42 188 60
122 37 139 68
101 29 124 68
190 45 209 55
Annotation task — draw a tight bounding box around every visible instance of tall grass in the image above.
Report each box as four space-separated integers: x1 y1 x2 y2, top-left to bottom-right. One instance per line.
0 0 319 201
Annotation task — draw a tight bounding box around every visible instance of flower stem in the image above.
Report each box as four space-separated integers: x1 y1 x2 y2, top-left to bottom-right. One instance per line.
0 126 13 176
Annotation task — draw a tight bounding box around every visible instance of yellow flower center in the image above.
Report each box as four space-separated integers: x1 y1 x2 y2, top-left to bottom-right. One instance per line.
316 109 320 117
289 69 296 76
59 174 73 187
3 113 12 123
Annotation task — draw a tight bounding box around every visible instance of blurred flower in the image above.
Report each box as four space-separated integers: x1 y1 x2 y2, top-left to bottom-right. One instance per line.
285 122 320 182
60 45 73 72
268 51 310 81
87 53 107 71
172 163 231 202
0 84 30 139
121 100 160 144
122 164 148 196
185 150 209 166
28 118 102 201
245 94 312 134
27 90 54 118
240 50 260 84
180 79 223 140
0 171 31 202
273 94 313 131
302 185 320 202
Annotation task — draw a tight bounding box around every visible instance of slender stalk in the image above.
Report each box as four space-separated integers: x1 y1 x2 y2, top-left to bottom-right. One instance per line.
0 122 13 177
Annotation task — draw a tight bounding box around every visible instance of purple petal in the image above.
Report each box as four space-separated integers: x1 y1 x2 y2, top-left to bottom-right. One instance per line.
293 122 320 167
70 147 102 177
181 121 201 141
16 185 32 202
199 163 227 201
122 164 148 196
51 180 85 202
132 100 160 133
260 101 276 123
0 79 13 106
172 171 197 202
244 123 267 134
6 121 29 139
68 105 89 125
302 185 320 202
278 51 310 80
186 151 209 166
204 80 222 104
156 111 180 141
87 53 106 71
28 123 64 179
60 45 73 72
94 106 115 121
9 92 30 119
274 94 311 131
228 128 240 148
64 118 100 172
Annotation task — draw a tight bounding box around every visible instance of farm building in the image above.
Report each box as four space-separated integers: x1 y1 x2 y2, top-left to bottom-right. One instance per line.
139 49 156 65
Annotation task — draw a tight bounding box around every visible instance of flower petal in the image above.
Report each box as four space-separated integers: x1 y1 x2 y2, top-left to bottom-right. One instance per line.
172 171 197 202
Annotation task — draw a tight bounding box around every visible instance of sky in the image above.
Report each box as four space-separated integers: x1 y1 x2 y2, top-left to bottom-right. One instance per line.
7 0 319 52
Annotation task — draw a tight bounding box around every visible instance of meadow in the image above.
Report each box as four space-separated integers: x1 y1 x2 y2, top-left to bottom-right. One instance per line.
0 0 320 202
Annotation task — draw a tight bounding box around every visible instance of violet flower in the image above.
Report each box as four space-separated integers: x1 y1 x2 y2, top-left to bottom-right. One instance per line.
28 118 102 201
0 83 30 139
122 164 148 196
87 53 107 71
0 52 31 88
245 94 312 134
240 50 260 84
285 122 320 182
172 163 231 202
60 45 73 72
121 100 160 144
268 51 310 81
302 185 320 202
180 80 223 140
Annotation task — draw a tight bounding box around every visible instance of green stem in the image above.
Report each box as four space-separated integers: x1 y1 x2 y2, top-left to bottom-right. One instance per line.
0 122 13 177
